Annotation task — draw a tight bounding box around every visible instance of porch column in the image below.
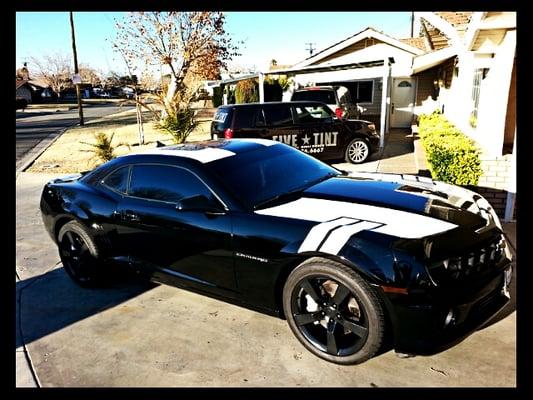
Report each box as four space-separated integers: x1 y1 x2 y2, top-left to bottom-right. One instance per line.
258 72 265 103
380 58 389 148
221 84 227 105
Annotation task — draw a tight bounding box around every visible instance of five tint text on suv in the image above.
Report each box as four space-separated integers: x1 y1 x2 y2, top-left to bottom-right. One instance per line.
211 101 380 163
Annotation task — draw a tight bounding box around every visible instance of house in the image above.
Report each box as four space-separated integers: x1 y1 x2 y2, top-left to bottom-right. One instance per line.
16 79 33 103
288 27 425 129
411 12 516 220
219 27 426 147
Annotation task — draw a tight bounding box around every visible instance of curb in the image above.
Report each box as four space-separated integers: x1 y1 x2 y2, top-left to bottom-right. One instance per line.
16 105 135 178
16 126 73 178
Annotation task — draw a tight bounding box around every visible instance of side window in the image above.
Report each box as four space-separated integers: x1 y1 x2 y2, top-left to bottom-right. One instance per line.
294 105 333 123
233 107 257 129
129 165 214 204
263 105 293 126
102 166 129 194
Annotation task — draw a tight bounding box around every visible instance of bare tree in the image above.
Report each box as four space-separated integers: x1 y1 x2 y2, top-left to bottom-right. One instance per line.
79 64 102 86
29 53 72 97
113 12 239 118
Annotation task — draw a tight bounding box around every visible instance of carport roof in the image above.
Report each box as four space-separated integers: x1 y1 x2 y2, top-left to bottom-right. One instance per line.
219 59 386 85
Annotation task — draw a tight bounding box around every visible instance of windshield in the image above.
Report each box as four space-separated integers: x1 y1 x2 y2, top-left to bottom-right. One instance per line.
207 144 340 208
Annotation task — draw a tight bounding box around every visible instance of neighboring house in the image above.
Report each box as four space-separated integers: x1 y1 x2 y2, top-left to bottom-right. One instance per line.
288 27 425 128
412 11 516 220
16 79 33 103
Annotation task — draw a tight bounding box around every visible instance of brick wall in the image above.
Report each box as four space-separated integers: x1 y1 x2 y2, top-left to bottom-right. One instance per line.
472 155 515 219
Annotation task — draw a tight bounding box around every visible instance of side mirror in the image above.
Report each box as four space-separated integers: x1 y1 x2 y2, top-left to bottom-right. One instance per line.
176 194 225 215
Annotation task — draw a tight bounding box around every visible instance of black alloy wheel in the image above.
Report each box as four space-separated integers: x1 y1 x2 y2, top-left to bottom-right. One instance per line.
58 221 102 287
283 258 385 364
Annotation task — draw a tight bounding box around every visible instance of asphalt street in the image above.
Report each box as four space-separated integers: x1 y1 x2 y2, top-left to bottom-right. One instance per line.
16 104 134 169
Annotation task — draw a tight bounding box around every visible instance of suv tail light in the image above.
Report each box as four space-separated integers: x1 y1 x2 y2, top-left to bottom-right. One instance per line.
224 128 234 138
335 107 344 119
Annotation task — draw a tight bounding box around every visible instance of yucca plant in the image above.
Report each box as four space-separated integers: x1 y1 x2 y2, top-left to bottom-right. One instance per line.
81 132 130 163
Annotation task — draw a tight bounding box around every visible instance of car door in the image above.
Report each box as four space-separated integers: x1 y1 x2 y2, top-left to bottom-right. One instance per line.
114 163 237 295
292 103 344 160
260 104 300 147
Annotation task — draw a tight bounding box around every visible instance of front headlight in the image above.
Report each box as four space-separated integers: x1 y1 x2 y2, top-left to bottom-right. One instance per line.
367 123 376 131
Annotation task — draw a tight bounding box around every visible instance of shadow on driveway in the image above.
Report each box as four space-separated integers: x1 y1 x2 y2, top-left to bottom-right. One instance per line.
16 265 157 349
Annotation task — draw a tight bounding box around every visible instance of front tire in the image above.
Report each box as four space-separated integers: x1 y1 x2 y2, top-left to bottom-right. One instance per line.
345 138 370 164
57 220 104 287
283 258 385 365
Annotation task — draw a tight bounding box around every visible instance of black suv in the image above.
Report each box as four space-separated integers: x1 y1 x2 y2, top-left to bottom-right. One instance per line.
210 101 380 163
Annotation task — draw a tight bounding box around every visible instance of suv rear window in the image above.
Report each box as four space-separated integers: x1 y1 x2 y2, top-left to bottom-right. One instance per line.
291 90 336 104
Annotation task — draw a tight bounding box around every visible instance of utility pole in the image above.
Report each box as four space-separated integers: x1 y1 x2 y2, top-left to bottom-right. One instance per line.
410 12 415 38
305 42 316 57
69 11 84 125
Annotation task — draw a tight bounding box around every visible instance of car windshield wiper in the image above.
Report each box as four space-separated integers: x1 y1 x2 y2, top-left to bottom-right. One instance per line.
254 172 338 210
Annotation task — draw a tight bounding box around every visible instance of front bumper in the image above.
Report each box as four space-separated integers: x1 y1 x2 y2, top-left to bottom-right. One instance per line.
384 262 512 355
368 136 380 153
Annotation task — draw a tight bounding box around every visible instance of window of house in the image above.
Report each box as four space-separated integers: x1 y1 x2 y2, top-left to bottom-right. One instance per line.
356 81 373 103
129 165 213 204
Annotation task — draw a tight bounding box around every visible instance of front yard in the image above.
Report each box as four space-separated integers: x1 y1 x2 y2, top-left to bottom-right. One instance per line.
27 109 212 174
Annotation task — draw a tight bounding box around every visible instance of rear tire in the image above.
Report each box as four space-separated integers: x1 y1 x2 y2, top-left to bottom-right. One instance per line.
283 257 385 365
345 138 370 164
57 221 104 287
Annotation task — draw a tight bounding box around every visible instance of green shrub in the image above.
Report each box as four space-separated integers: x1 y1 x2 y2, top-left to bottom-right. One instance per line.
212 86 223 107
235 79 259 104
156 108 199 144
419 111 482 185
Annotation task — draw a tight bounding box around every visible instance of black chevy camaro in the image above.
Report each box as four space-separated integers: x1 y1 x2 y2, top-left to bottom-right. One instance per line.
40 139 512 365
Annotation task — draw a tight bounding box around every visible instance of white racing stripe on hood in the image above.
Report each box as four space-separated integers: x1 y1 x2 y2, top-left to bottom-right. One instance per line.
298 217 359 252
319 221 383 255
256 197 457 244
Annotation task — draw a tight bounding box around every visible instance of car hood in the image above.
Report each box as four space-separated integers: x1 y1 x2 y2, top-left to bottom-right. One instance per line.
256 172 501 242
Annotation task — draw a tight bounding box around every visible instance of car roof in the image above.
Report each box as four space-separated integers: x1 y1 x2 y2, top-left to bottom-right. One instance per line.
218 101 329 109
120 139 280 164
294 86 341 91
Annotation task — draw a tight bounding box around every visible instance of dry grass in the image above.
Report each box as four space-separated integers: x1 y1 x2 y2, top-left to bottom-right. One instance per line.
28 109 212 174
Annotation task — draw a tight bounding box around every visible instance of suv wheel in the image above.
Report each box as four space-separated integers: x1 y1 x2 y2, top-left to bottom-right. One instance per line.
345 138 370 164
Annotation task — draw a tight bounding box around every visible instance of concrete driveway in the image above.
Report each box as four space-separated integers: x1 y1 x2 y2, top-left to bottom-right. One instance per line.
16 172 516 387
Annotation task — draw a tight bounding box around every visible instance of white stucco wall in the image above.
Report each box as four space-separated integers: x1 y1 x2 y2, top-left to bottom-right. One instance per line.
438 30 515 156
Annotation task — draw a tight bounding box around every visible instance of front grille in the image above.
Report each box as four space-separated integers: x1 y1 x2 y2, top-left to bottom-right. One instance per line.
427 237 506 284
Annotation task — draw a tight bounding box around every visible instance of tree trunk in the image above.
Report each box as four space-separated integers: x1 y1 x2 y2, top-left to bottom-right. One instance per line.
162 76 178 121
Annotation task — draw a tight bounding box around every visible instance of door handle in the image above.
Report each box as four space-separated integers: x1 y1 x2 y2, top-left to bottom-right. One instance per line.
123 210 141 222
391 103 395 113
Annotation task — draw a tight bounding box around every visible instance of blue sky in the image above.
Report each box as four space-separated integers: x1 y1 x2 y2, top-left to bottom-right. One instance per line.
16 12 415 77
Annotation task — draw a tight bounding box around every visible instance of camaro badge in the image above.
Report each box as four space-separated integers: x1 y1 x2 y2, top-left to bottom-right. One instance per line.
235 252 269 263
